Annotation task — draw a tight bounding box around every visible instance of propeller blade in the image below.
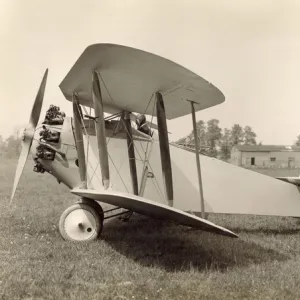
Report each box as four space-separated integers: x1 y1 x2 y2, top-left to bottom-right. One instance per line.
10 140 32 203
29 68 48 128
10 68 48 204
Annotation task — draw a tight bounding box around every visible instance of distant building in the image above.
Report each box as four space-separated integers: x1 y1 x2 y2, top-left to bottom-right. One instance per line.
230 145 300 168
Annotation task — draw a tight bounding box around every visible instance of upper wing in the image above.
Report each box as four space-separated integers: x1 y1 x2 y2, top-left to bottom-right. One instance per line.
59 43 225 120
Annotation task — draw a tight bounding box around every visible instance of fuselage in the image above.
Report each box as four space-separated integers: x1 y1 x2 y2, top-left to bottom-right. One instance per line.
31 112 202 212
31 115 155 192
31 108 300 218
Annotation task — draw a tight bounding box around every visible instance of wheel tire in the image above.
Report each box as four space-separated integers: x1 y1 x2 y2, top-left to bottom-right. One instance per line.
59 203 103 242
78 198 104 221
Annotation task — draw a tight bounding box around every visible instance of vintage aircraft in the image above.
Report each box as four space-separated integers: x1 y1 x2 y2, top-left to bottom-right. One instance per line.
10 44 300 242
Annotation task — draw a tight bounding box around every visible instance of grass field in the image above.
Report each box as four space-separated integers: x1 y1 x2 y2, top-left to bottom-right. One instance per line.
1 159 300 299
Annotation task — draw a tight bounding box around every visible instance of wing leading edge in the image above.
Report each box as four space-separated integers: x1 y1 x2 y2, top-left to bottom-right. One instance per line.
71 188 238 238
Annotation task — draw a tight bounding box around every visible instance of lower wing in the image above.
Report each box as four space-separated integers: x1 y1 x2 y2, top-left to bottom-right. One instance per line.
71 188 238 238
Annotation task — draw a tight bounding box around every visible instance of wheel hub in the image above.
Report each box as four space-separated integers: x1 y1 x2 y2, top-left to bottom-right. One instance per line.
64 209 97 241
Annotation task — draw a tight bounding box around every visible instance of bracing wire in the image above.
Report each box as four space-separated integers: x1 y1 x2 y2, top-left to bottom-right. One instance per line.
119 114 165 201
107 151 129 193
135 95 165 201
86 106 91 178
97 71 116 105
87 114 130 192
75 101 102 186
94 71 165 200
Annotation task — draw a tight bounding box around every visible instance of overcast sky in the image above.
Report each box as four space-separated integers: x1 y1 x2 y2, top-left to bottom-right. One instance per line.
1 0 299 144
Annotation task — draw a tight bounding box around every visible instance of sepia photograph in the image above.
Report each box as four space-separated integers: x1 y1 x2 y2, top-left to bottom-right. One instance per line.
1 0 300 299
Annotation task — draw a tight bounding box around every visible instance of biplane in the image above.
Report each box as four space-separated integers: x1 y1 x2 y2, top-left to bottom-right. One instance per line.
10 44 300 242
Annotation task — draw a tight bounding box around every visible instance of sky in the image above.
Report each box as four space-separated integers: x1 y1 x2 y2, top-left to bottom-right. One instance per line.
0 0 300 144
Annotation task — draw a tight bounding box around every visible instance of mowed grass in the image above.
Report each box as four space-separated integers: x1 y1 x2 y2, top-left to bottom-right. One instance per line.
1 159 300 299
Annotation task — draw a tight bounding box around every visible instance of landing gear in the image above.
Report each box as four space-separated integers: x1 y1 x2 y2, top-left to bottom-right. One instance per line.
58 201 104 242
58 198 132 242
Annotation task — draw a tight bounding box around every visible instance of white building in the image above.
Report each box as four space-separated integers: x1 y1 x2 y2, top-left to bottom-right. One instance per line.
230 145 300 168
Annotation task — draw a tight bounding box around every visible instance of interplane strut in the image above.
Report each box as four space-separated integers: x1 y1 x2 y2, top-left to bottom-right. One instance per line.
72 94 87 188
189 100 206 219
92 71 110 189
156 92 173 206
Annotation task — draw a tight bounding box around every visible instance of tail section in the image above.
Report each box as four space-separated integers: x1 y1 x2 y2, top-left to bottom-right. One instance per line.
169 144 300 217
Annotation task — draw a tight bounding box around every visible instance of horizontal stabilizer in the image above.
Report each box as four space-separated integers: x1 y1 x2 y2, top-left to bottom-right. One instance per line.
276 177 300 185
71 188 238 238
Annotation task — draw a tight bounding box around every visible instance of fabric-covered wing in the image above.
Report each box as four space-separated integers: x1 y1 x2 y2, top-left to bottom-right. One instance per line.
59 44 225 120
71 188 237 238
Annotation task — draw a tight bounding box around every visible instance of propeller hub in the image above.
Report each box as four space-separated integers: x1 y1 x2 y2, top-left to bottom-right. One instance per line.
22 126 35 142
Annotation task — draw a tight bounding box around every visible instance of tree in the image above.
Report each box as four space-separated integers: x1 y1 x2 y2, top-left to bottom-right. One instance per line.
230 124 244 146
175 120 259 160
176 120 207 153
0 135 6 156
176 137 186 145
220 128 232 161
206 119 222 157
188 120 206 146
294 135 300 146
5 134 21 158
243 126 257 145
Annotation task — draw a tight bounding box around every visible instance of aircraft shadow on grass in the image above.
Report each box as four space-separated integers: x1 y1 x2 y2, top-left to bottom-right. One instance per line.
216 215 300 235
101 214 288 272
231 227 300 235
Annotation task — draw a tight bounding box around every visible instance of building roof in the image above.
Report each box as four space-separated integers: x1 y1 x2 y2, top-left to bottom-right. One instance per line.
233 145 300 152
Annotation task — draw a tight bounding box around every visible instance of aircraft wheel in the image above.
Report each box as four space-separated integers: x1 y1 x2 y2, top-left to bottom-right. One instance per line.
59 203 103 242
78 198 104 217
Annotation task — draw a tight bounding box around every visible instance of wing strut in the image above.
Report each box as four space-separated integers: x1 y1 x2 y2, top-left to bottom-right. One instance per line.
156 92 173 206
189 101 206 219
123 111 139 195
72 94 87 188
92 71 110 189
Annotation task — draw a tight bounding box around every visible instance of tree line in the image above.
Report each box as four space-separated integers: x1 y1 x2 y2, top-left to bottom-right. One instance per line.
294 135 300 146
4 121 300 162
1 121 258 161
176 119 258 161
0 134 22 158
